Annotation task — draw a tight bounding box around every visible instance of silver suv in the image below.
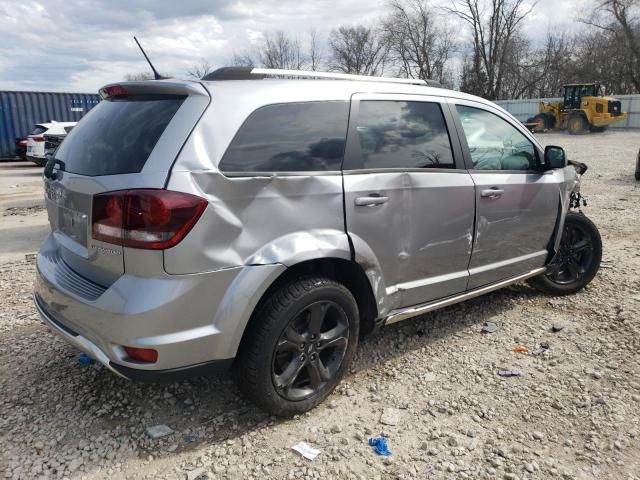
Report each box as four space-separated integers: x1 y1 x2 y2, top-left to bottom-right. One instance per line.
34 68 602 416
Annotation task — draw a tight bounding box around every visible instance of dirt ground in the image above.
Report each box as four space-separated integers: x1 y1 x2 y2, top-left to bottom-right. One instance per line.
0 131 639 480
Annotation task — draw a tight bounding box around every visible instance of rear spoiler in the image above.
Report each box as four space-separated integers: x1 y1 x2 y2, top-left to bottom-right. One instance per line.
99 80 208 100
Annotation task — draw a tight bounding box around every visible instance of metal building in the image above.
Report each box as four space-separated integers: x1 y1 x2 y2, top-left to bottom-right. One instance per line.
0 90 100 159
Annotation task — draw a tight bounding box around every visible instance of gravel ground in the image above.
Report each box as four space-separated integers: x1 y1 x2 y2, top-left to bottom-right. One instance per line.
1 130 639 480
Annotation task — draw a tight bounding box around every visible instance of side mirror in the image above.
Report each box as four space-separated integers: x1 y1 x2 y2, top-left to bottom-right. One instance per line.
43 154 57 179
544 145 567 170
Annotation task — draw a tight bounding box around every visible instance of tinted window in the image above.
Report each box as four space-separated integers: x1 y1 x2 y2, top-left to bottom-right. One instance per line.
353 101 455 169
55 96 184 176
30 125 47 135
220 101 349 172
455 105 537 171
64 126 74 134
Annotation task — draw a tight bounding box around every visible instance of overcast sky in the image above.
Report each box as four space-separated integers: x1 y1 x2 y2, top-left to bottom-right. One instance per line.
0 0 583 93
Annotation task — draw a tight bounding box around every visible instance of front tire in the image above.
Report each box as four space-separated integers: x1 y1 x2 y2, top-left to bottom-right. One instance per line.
567 114 589 135
234 277 359 416
528 212 602 295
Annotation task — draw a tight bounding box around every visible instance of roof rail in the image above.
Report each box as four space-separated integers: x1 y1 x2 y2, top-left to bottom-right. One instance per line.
202 67 441 87
251 68 441 87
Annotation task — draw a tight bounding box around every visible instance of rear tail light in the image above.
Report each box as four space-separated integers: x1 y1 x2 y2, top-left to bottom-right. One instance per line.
92 189 207 249
31 136 44 142
123 346 158 363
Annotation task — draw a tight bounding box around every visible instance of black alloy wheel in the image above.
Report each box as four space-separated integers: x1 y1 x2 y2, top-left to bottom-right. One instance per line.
272 300 349 401
234 277 359 416
545 222 595 285
527 212 602 295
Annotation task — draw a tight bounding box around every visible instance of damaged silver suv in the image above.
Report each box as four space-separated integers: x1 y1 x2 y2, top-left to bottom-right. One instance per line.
35 68 602 416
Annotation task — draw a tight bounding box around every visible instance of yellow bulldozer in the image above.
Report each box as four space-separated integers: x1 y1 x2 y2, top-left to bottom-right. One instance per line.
527 83 627 134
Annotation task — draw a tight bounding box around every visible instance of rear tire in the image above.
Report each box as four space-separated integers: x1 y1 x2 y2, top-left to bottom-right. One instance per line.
234 277 359 416
635 148 640 181
567 113 589 135
527 212 602 295
589 125 607 133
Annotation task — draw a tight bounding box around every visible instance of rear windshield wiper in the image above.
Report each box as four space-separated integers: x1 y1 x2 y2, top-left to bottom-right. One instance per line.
43 155 66 180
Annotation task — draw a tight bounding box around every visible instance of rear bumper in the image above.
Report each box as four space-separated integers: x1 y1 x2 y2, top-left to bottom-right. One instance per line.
35 295 232 380
34 234 284 378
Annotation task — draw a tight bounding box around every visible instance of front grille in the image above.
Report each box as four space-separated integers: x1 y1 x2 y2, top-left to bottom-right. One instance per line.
608 100 622 116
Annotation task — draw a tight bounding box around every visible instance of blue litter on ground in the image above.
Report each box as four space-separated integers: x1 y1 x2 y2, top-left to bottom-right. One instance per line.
77 353 94 365
368 436 391 456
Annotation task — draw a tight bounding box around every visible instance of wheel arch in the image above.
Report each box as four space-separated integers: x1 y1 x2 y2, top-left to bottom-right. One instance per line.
234 257 380 363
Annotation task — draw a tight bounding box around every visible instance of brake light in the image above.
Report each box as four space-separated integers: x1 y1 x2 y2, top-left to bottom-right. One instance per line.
31 136 44 142
99 84 128 99
92 189 207 249
123 346 158 363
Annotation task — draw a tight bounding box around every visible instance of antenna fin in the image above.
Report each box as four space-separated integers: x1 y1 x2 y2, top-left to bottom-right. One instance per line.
133 36 166 80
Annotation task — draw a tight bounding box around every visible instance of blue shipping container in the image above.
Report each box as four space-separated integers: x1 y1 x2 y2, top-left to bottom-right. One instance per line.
0 90 101 159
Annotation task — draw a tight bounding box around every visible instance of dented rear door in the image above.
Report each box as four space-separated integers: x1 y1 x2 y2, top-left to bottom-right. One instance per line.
342 93 476 311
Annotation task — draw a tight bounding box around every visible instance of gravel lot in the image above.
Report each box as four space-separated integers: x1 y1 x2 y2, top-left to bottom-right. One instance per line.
1 131 639 480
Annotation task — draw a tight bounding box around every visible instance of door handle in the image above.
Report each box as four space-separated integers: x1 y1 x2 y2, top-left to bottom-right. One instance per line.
480 188 505 199
355 195 389 206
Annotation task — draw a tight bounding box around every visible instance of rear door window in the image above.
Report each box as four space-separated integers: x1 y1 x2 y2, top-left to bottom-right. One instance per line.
351 100 456 170
219 101 349 172
54 96 184 176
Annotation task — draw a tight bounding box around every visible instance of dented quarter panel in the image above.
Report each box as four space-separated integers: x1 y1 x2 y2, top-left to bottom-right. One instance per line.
164 170 348 274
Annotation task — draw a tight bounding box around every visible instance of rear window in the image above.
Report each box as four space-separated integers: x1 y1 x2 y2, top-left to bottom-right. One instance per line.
30 125 47 135
54 96 184 176
219 101 349 173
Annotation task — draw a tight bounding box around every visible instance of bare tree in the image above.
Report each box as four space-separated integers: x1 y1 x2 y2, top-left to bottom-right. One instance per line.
446 0 537 99
571 25 638 94
308 29 323 71
498 30 576 99
583 0 640 91
124 72 155 81
382 0 456 86
231 53 256 68
328 25 390 75
259 31 305 69
187 59 215 79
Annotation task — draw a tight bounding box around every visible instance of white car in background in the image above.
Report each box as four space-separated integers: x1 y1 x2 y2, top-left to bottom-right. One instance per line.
26 121 76 166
